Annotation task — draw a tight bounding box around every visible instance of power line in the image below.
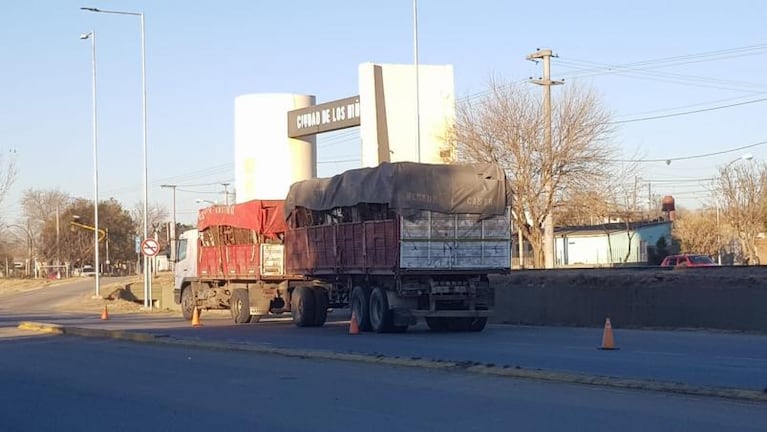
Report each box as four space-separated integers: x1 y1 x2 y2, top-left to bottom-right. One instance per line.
609 97 767 124
609 140 767 163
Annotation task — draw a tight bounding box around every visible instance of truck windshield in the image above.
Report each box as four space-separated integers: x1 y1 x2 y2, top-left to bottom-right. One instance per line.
177 239 187 261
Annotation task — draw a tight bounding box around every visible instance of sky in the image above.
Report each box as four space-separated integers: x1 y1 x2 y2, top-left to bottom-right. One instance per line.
2 0 767 225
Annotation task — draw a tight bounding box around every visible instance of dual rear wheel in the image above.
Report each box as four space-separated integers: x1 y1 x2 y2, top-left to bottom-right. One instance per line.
351 286 407 333
290 286 330 327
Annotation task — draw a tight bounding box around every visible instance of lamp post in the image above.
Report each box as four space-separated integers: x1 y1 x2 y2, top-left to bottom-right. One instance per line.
412 0 421 162
80 30 100 297
195 198 217 206
81 6 151 307
7 224 33 277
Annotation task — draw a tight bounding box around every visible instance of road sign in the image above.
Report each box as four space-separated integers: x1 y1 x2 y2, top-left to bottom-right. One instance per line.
140 238 160 257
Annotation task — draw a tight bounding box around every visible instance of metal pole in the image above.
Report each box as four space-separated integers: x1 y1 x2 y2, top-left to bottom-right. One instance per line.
222 183 229 206
140 12 152 308
89 31 101 296
413 0 421 163
55 205 60 267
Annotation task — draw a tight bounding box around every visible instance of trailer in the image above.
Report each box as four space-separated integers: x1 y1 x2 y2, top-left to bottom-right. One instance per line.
283 161 512 332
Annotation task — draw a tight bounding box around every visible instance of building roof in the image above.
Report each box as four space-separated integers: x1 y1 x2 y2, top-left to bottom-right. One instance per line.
553 220 670 237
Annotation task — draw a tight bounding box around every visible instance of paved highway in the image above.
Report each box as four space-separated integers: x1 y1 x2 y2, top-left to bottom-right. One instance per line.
4 280 767 394
0 334 765 432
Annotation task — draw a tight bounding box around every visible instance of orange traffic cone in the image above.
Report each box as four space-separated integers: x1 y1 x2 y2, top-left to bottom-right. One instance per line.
349 311 360 335
192 307 202 327
100 305 110 321
598 317 618 350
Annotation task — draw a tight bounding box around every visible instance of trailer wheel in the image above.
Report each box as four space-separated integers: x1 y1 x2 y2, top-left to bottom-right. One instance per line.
291 286 316 327
368 287 394 333
230 289 252 324
350 286 371 331
180 286 195 321
312 288 329 327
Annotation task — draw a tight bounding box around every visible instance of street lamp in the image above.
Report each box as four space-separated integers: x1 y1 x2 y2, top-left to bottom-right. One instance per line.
195 198 217 205
82 6 151 308
80 30 100 297
726 153 753 168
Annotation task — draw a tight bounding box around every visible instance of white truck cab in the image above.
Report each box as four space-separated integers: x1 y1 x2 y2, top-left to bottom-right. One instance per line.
173 229 198 318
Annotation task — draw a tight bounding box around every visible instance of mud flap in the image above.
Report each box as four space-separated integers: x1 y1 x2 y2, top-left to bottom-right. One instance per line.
392 308 417 327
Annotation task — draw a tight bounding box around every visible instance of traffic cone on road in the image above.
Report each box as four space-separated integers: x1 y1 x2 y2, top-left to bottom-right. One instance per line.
100 305 110 321
192 307 202 327
349 311 360 335
598 317 618 350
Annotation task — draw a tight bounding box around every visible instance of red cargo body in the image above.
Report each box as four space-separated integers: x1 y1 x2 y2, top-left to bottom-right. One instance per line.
286 219 399 275
197 200 287 280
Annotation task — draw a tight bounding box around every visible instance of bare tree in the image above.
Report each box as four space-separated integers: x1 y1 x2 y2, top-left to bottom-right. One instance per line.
672 207 721 258
0 151 18 214
132 201 169 237
450 79 615 267
713 161 767 265
20 189 71 254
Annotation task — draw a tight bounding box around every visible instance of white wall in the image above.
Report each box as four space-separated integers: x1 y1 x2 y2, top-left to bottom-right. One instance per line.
359 63 455 167
234 94 316 202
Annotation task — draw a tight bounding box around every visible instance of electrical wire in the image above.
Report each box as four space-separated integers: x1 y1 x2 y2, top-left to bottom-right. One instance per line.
608 140 767 163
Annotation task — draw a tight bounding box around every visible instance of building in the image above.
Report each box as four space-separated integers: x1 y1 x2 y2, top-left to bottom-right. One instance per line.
554 221 671 267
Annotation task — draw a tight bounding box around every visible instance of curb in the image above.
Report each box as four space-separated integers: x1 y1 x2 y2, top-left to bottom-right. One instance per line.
17 321 767 403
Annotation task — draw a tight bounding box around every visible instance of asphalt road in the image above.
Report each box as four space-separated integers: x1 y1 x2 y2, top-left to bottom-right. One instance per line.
0 334 765 432
4 279 767 393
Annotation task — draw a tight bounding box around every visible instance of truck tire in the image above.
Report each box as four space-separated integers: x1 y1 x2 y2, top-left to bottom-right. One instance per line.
351 286 372 332
468 317 488 332
312 288 329 327
368 287 394 333
425 317 450 332
291 286 316 327
446 317 488 332
230 289 252 324
180 286 195 321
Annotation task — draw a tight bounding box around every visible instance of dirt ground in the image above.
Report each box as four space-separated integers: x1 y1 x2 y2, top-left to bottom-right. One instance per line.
0 278 72 296
61 274 176 314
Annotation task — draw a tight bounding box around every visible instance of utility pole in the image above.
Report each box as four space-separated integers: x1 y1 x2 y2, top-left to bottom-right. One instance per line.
527 48 563 269
161 184 177 268
221 182 230 206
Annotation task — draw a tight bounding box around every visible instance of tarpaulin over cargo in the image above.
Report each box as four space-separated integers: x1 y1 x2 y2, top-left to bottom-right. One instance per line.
198 199 287 238
285 162 512 219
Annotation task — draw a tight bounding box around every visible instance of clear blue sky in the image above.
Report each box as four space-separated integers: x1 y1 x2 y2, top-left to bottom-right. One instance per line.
2 0 766 224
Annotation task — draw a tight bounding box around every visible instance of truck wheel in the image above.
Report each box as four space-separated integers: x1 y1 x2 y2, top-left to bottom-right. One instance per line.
468 317 488 332
180 286 195 320
312 288 329 327
230 289 252 324
350 286 372 331
291 286 316 327
425 317 450 332
368 287 394 333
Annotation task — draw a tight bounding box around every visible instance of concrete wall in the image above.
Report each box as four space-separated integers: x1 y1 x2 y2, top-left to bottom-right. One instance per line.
491 268 767 332
234 94 317 202
359 63 455 167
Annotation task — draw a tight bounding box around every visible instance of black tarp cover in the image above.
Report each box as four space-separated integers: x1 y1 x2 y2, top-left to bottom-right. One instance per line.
285 162 512 219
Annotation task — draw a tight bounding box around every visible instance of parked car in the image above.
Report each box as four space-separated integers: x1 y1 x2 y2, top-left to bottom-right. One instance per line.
660 254 718 268
80 265 97 277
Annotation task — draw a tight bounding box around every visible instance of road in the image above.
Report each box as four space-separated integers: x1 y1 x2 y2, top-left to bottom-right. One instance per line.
4 279 767 394
0 334 765 432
